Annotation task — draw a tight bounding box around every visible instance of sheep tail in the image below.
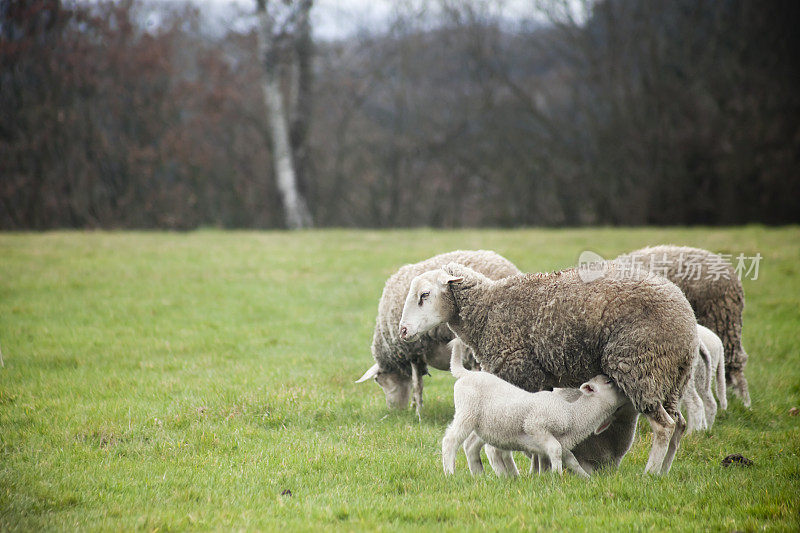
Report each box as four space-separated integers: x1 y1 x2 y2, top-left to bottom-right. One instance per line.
698 338 711 368
449 339 469 379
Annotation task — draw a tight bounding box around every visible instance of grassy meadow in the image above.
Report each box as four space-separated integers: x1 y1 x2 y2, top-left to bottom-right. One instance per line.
0 227 798 531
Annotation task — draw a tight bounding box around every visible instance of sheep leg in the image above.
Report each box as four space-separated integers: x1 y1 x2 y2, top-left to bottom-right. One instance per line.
698 357 717 427
661 409 686 474
483 445 517 477
701 383 718 429
526 453 539 474
695 342 714 429
463 432 485 475
521 433 561 474
684 385 707 433
561 448 590 479
411 363 423 421
535 454 551 474
715 357 728 411
485 445 508 475
643 404 675 475
461 431 519 477
730 369 751 408
545 444 563 475
491 448 519 477
442 417 472 475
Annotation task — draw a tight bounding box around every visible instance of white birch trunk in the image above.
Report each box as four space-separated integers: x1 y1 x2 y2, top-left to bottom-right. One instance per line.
257 1 313 229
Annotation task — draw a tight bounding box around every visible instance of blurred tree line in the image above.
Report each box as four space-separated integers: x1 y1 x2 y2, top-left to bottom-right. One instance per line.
1 0 798 229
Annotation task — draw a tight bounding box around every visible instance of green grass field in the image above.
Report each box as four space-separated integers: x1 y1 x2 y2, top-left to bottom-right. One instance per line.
1 227 798 531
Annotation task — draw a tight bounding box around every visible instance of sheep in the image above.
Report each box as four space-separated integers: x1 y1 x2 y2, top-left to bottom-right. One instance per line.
442 340 628 478
355 250 520 416
686 324 728 429
523 245 744 471
399 261 697 474
615 245 751 407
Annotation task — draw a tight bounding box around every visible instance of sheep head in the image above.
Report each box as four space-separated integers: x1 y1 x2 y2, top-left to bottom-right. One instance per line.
355 363 412 409
579 375 629 434
398 268 462 342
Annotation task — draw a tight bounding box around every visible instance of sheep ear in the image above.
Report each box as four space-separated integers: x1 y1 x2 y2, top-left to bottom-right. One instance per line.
438 269 464 286
355 363 380 383
580 383 595 395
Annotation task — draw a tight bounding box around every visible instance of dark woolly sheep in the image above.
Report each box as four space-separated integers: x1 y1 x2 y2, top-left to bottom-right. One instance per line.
356 250 520 416
399 262 697 474
616 245 751 407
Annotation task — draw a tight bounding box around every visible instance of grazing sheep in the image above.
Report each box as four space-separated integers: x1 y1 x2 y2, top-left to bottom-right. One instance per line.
356 250 520 416
690 324 728 428
400 261 697 474
615 245 751 407
442 342 627 478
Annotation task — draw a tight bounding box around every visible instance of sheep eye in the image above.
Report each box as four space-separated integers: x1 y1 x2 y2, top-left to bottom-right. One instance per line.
418 291 430 305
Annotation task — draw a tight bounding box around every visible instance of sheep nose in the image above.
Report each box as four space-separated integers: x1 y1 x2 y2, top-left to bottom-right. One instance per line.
399 325 408 339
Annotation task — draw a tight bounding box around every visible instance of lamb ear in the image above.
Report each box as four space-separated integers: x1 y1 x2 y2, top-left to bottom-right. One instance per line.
595 418 613 434
580 383 595 395
355 363 380 383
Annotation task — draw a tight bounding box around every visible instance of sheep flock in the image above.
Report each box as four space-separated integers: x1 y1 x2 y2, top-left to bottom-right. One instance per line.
358 244 754 477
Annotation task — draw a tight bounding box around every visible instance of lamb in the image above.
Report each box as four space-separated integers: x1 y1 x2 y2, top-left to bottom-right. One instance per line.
399 261 698 474
442 341 628 478
615 245 751 407
530 388 639 476
467 386 638 476
683 325 728 431
453 342 638 478
355 250 520 416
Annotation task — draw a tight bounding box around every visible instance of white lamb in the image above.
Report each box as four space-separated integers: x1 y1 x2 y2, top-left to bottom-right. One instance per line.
442 342 628 478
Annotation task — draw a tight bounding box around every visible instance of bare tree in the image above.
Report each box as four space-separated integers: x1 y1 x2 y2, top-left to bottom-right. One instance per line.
256 0 313 229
